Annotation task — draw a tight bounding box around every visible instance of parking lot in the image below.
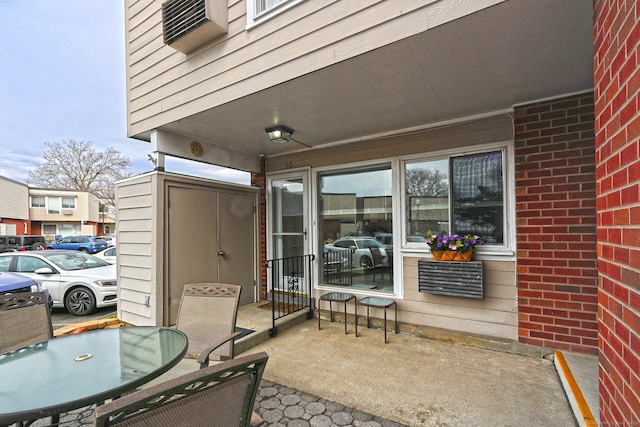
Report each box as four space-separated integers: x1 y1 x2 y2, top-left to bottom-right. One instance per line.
51 306 116 331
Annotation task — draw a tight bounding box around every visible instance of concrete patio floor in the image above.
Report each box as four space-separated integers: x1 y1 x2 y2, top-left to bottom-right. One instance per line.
48 301 598 426
235 302 597 427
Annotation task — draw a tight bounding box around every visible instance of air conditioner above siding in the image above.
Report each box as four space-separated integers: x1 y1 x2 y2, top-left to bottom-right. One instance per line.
62 210 73 215
162 0 228 54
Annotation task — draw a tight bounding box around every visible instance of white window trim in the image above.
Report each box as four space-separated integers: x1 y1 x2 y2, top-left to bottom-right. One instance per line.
399 140 516 259
30 196 45 208
265 167 312 264
46 197 61 215
61 197 76 210
42 224 58 235
312 159 402 298
274 141 515 298
246 0 305 29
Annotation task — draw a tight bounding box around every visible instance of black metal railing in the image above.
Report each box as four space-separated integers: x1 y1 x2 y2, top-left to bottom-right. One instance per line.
322 247 353 286
265 254 315 337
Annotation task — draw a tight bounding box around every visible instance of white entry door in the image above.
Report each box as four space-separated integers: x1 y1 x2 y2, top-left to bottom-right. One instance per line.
268 171 309 261
268 171 311 298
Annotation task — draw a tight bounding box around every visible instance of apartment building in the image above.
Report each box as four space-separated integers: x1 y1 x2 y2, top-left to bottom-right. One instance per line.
0 176 114 237
120 2 639 424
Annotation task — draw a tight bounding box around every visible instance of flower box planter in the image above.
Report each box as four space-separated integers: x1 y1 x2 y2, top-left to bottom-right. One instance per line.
418 260 483 299
431 250 474 262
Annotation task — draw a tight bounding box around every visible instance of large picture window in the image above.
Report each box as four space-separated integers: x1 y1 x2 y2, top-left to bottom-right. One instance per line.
318 163 393 293
405 150 504 246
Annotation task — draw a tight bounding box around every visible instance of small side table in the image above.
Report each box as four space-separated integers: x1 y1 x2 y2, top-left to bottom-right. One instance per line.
357 297 398 343
318 292 357 335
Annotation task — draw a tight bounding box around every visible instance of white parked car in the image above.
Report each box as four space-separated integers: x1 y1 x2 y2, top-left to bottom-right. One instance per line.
96 236 116 247
325 237 389 269
0 250 117 316
94 246 116 264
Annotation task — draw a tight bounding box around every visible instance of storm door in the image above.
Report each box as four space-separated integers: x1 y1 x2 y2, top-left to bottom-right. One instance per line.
268 172 311 298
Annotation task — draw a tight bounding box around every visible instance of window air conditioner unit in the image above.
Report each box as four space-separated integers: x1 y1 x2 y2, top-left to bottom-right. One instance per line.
162 0 228 54
62 210 73 215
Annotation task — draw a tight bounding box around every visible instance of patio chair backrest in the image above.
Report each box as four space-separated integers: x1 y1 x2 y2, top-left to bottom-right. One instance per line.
0 292 53 353
176 283 241 361
369 246 384 267
93 351 268 427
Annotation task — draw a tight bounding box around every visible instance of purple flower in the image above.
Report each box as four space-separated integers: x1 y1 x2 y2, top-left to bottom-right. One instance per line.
426 231 485 253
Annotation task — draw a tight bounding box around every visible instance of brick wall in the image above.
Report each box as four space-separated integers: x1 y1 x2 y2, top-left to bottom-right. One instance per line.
594 1 640 425
514 93 599 354
251 157 267 300
0 219 31 234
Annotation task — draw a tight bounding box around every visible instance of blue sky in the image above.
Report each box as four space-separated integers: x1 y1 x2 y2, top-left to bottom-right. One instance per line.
0 0 249 185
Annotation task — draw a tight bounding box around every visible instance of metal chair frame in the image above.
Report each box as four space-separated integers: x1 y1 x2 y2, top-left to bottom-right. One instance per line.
176 283 242 368
94 352 269 427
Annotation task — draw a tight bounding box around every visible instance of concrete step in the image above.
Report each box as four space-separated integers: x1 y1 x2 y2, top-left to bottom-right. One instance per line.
234 302 312 355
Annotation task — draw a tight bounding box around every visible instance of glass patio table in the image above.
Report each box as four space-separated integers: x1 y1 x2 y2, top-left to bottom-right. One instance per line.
0 326 188 426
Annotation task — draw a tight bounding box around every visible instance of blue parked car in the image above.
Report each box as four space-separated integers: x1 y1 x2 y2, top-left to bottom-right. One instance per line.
0 271 52 309
46 236 108 254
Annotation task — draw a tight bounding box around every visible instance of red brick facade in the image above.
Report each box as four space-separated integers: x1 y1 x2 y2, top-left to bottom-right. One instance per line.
595 1 640 424
251 157 267 300
0 219 31 234
514 93 599 354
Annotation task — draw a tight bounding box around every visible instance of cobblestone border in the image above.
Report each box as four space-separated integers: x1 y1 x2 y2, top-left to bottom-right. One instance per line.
254 380 408 427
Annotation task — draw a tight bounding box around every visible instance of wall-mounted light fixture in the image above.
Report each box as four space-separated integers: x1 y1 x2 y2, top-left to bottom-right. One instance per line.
265 126 294 143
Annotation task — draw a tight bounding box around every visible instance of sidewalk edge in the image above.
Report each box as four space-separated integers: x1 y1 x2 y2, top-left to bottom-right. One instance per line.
554 350 598 427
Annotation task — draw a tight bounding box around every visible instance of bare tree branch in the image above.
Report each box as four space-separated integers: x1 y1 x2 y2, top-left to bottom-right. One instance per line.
27 140 132 208
406 168 448 197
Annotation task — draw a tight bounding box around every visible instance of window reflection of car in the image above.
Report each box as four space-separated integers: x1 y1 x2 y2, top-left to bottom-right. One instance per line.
374 233 393 250
325 237 388 268
0 250 117 316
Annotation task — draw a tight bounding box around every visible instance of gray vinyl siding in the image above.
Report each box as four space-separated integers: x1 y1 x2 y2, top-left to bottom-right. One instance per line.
116 173 160 326
0 176 29 220
402 258 517 339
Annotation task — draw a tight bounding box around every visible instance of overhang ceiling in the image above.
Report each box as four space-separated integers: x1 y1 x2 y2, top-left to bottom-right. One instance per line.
156 0 593 160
